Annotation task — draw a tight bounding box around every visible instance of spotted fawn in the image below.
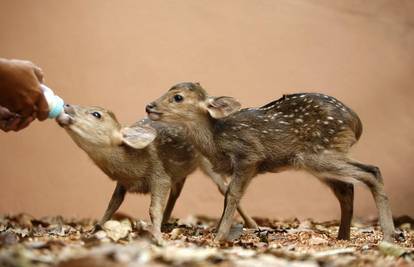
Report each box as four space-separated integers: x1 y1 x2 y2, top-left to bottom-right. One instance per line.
146 82 396 242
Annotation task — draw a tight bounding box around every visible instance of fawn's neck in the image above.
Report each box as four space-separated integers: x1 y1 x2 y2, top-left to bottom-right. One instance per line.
185 117 219 160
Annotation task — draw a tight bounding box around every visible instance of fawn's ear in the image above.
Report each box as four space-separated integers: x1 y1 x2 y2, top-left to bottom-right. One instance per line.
206 96 241 119
119 125 156 149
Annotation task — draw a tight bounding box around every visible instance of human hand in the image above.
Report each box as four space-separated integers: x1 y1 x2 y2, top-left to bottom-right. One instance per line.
0 59 49 122
0 106 35 132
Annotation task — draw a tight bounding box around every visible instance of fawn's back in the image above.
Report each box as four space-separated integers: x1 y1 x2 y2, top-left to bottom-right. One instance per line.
214 93 362 172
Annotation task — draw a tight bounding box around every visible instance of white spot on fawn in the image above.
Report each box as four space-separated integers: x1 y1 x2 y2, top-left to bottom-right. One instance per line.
315 145 324 151
313 131 321 137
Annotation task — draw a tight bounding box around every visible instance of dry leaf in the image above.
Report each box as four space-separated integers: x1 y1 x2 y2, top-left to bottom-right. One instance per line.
103 220 132 242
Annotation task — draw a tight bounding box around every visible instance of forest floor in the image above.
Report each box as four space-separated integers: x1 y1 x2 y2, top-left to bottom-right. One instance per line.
0 214 413 267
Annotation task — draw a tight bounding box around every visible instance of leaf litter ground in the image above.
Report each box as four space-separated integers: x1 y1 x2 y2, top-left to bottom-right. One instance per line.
0 213 413 267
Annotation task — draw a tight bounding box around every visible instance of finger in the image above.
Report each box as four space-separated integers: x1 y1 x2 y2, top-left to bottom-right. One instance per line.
35 94 49 121
33 65 44 83
0 120 10 132
5 117 22 132
16 116 35 131
17 98 36 117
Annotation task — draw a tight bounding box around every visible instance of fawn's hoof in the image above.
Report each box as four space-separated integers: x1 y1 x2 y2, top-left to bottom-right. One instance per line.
244 220 259 229
150 230 165 246
394 230 406 242
383 230 404 243
87 224 103 235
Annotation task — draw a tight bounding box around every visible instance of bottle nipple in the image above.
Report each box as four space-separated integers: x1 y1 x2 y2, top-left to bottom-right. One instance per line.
40 84 64 119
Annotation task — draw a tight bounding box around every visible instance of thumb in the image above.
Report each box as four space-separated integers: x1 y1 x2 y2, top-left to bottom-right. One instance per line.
36 94 49 121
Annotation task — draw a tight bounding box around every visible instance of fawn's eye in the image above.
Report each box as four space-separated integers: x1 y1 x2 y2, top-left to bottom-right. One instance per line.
173 94 184 103
91 112 101 119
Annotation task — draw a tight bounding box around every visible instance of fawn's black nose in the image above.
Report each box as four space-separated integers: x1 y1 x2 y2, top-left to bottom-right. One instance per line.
146 102 157 113
63 103 75 114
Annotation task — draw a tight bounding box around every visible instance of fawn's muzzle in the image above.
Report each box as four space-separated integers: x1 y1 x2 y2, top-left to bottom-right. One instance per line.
56 104 75 127
63 104 75 115
145 102 156 113
146 103 163 121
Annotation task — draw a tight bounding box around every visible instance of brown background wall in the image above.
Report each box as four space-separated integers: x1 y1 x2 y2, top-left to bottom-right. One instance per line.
1 0 413 222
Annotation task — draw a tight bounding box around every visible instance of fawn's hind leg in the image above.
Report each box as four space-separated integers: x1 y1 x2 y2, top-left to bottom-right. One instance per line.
323 179 354 240
347 160 395 242
305 153 395 242
162 177 186 226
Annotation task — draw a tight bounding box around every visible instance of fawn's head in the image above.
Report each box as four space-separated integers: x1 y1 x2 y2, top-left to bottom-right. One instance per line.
57 104 156 151
146 82 241 123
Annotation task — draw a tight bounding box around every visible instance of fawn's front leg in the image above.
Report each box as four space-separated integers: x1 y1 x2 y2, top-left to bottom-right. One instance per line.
215 167 254 241
87 183 126 234
149 178 171 243
98 183 127 225
200 158 258 229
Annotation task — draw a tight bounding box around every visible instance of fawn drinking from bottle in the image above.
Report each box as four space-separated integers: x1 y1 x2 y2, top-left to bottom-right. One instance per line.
57 104 257 243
